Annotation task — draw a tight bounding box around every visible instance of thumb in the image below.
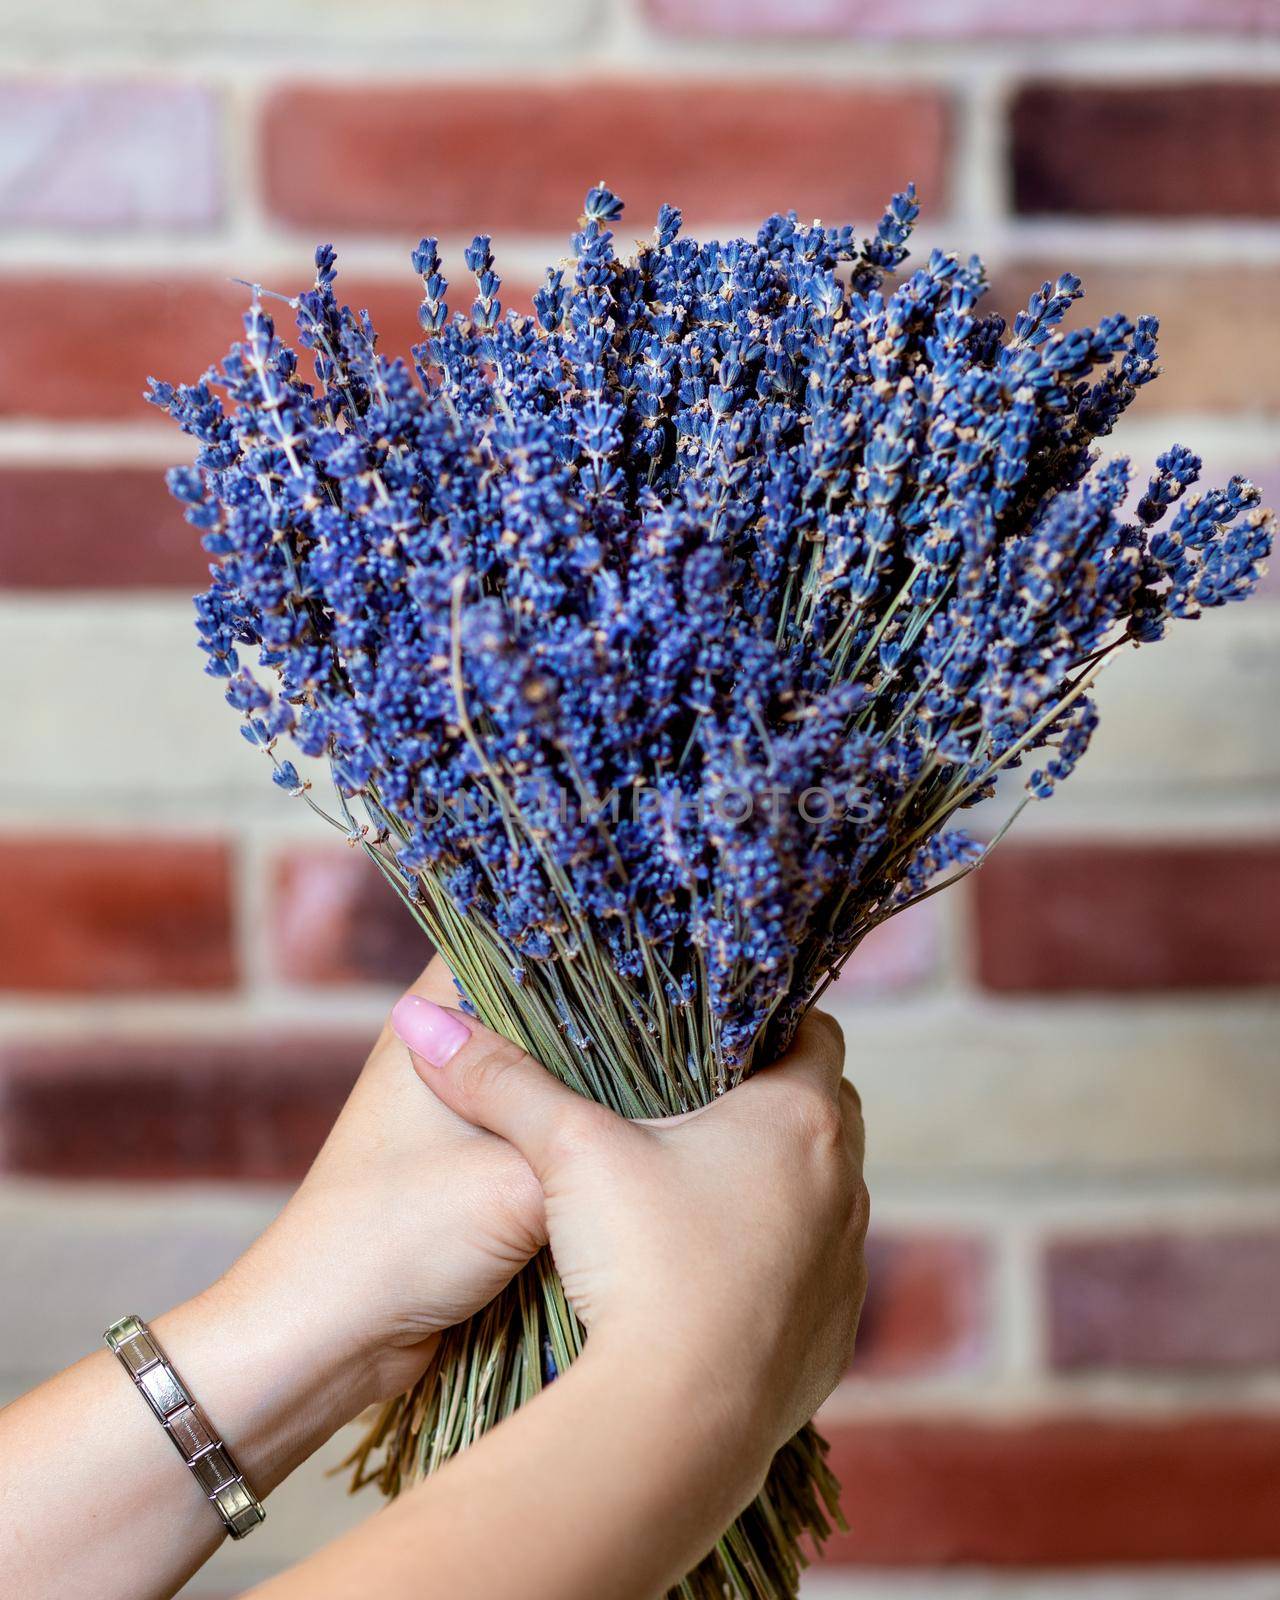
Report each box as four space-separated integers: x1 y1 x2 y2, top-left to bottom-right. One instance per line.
390 994 585 1181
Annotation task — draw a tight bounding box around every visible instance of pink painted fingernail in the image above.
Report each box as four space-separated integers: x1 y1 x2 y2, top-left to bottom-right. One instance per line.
391 995 471 1067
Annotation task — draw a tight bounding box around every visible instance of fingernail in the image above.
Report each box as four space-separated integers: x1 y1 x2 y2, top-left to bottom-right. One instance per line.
391 995 471 1067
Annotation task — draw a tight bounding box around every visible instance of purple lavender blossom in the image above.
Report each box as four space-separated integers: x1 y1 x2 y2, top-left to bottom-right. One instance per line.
149 184 1271 1089
149 183 1273 1600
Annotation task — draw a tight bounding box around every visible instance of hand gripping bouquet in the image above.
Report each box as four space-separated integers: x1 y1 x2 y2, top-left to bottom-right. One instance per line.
151 184 1271 1597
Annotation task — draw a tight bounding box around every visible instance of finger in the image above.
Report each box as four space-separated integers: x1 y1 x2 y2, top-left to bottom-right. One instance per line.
791 1008 847 1091
404 951 462 1005
839 1077 867 1167
645 1010 848 1139
741 1008 847 1105
390 995 597 1182
357 956 460 1069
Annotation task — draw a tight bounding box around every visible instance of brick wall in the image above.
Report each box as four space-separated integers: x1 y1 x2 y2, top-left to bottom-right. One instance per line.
1 5 1278 1597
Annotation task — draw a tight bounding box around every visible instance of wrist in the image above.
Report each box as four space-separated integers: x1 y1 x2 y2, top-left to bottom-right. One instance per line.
578 1322 775 1508
150 1262 380 1499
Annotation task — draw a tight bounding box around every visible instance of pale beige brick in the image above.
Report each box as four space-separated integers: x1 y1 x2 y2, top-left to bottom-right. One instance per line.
0 1185 278 1382
1070 605 1280 793
1 0 600 65
0 598 323 826
826 997 1280 1178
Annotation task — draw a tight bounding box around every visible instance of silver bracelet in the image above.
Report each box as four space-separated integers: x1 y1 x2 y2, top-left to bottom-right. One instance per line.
104 1314 266 1540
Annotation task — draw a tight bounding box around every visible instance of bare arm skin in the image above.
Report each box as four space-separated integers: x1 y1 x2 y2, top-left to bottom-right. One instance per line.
0 970 867 1600
0 960 542 1600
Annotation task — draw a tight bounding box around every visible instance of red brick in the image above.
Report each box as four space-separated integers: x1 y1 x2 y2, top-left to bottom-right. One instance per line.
819 1415 1280 1565
987 263 1280 415
271 848 432 987
0 272 527 422
261 82 948 236
0 275 414 423
1046 1230 1280 1370
0 275 239 422
972 842 1280 993
644 0 1277 36
0 467 210 589
831 899 940 997
0 82 221 230
0 1034 365 1180
0 838 236 993
1012 83 1280 218
853 1233 989 1377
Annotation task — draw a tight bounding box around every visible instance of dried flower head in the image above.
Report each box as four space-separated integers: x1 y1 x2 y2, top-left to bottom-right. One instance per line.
150 183 1271 1085
150 181 1272 1600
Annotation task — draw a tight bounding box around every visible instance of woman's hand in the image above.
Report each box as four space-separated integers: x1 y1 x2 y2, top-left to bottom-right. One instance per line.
392 994 868 1482
246 996 869 1600
217 958 545 1406
0 960 548 1600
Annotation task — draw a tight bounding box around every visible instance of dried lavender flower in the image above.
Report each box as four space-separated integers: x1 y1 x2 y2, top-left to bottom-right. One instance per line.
150 184 1272 1599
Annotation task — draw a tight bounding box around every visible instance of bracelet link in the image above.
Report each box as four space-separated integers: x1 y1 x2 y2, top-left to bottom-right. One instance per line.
167 1402 216 1458
105 1314 266 1540
218 1479 267 1538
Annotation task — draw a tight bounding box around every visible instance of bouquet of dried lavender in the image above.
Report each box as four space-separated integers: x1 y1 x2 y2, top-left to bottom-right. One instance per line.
151 183 1271 1597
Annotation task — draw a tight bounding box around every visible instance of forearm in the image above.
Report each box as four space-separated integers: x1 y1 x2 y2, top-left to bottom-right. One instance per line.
0 1262 380 1600
246 1332 769 1600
